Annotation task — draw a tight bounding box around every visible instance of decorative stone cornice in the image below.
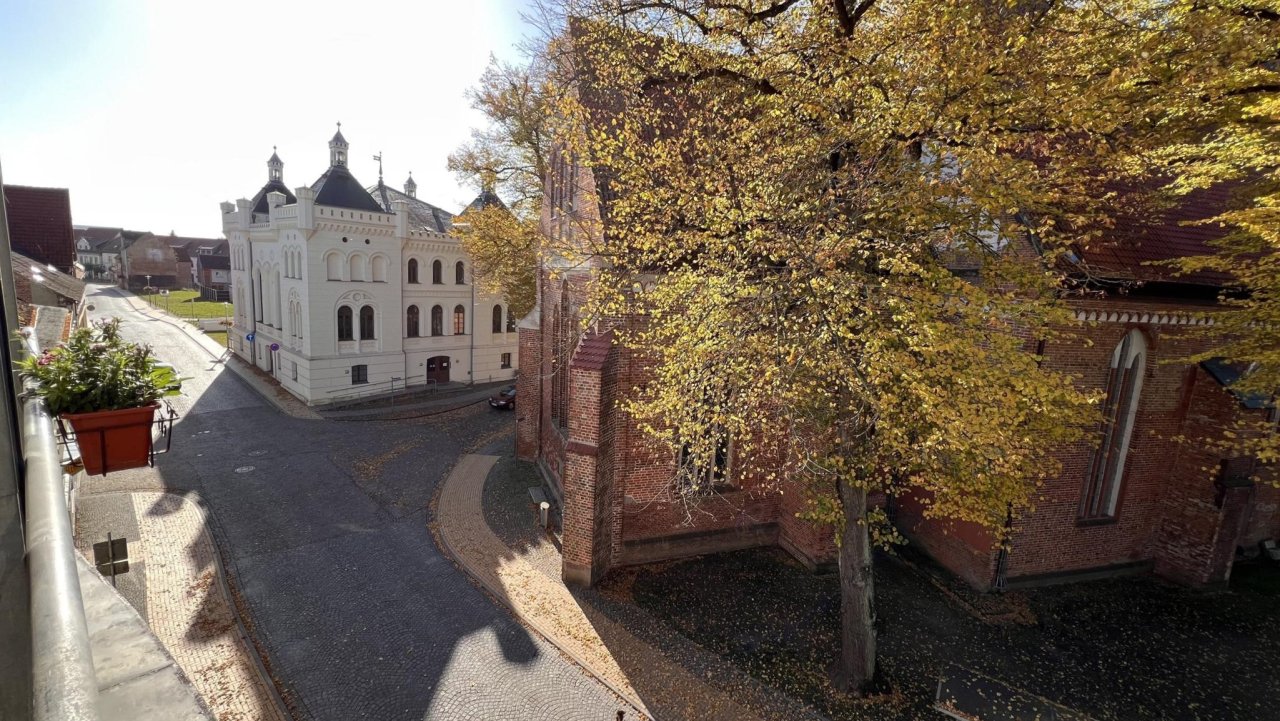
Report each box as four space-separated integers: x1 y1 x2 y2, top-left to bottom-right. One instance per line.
1074 309 1215 326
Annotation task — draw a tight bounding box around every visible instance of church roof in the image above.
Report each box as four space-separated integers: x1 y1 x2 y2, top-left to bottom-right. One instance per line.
250 178 298 216
366 182 454 233
311 165 382 212
464 188 508 214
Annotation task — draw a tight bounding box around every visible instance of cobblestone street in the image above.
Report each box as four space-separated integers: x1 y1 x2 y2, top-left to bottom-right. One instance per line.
78 284 636 721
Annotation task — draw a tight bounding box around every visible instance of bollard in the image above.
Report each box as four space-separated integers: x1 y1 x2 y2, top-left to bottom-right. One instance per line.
540 501 550 529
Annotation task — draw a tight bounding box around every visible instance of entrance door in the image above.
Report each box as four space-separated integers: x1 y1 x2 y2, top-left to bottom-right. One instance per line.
426 356 450 384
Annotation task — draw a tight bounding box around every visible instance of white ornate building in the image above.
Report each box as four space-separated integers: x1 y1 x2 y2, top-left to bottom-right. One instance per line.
220 127 519 405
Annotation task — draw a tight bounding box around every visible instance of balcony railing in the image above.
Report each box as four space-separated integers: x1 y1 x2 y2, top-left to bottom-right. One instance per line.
19 330 100 721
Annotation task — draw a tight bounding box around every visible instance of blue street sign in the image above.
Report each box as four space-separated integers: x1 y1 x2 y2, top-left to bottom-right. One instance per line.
246 332 256 342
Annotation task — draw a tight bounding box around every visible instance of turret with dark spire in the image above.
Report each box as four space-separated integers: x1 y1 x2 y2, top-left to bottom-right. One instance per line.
268 146 283 182
329 122 348 167
404 172 417 198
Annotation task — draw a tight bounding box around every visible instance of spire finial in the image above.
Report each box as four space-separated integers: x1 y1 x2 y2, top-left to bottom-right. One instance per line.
373 152 383 184
404 170 417 198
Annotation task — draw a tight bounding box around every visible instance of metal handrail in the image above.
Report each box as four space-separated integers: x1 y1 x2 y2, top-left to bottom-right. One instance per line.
20 331 100 721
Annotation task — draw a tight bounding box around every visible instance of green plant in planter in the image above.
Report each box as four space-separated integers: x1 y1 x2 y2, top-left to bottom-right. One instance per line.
17 318 184 415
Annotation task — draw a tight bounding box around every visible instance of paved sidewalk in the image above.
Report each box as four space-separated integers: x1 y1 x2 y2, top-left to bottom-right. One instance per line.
436 454 774 721
77 491 289 721
112 290 320 420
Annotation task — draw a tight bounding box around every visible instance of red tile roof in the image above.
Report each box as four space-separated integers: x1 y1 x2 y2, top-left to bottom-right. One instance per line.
3 185 75 273
571 329 615 371
1072 184 1240 288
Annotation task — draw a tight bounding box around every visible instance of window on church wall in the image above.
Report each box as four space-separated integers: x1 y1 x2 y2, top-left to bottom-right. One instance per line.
326 253 342 280
432 260 442 284
1079 329 1147 521
407 305 420 337
453 305 466 335
408 259 419 284
431 305 443 336
359 305 376 340
372 255 387 282
350 254 365 282
676 434 732 494
456 261 465 285
492 305 503 334
337 306 353 341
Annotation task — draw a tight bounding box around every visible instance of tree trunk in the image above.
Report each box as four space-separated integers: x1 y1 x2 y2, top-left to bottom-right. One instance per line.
831 476 876 693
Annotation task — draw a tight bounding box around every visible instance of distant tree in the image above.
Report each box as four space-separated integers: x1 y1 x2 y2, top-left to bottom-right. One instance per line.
450 58 552 318
553 0 1278 693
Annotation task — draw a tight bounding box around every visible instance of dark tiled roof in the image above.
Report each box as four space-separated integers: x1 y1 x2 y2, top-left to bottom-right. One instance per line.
3 185 76 273
366 182 454 233
173 246 191 262
198 254 230 270
464 189 508 214
312 165 383 212
250 178 298 216
76 226 124 250
11 251 86 305
1069 184 1240 289
1200 358 1272 409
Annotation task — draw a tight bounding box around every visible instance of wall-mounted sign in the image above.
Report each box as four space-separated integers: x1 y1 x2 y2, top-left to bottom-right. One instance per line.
270 343 280 352
246 332 256 342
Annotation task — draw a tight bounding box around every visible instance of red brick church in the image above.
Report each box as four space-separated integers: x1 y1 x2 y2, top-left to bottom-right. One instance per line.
515 65 1276 592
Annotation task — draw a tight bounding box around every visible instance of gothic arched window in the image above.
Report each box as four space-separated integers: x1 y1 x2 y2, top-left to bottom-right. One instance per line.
1079 329 1147 520
432 260 442 284
453 305 466 335
492 305 503 334
455 261 465 285
408 258 419 284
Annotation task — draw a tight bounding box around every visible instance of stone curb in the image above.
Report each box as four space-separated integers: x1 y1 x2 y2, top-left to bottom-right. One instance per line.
83 490 294 721
433 455 652 719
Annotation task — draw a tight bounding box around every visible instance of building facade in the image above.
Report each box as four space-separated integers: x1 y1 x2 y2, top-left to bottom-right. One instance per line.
221 130 519 405
517 60 1277 590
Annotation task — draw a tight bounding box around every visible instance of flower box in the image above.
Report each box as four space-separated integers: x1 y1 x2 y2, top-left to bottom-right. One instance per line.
63 404 159 475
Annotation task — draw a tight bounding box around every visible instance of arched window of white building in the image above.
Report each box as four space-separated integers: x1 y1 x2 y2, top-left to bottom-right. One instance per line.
359 305 376 340
371 255 387 283
349 254 366 282
1079 329 1147 520
407 259 419 284
326 252 342 281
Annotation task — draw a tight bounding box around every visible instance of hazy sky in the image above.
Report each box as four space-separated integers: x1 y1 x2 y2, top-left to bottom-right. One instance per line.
0 0 539 237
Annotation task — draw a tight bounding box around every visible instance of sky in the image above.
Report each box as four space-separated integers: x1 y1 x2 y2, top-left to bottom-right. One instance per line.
0 0 540 238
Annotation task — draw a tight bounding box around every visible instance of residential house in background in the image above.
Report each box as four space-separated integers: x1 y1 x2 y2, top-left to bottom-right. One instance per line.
3 184 76 275
518 34 1277 592
121 232 181 290
193 252 232 302
221 130 519 405
73 226 124 281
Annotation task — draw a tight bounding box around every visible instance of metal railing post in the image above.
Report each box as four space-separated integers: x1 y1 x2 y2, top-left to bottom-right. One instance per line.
22 333 100 721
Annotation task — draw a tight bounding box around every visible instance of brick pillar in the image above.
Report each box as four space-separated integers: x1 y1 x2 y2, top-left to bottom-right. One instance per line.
515 325 541 462
560 344 614 587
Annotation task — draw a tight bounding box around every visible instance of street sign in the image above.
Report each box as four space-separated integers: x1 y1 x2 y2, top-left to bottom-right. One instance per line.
246 332 256 342
93 533 129 586
270 343 280 351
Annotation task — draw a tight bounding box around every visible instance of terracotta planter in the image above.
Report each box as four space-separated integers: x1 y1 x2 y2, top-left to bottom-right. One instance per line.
63 404 158 475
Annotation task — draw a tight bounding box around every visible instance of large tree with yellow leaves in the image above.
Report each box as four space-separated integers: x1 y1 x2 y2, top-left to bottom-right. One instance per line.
531 0 1279 693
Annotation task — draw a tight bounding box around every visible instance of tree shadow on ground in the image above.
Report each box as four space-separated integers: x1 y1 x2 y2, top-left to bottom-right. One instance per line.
82 284 586 721
481 446 1280 721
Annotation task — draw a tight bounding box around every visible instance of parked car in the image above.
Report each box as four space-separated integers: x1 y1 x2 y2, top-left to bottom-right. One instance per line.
489 385 516 410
